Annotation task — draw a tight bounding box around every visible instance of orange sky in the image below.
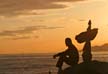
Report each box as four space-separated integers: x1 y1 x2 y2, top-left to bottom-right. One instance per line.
0 0 108 54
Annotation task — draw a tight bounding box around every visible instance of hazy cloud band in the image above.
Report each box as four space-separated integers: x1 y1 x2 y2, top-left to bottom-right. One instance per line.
0 25 63 40
0 0 85 17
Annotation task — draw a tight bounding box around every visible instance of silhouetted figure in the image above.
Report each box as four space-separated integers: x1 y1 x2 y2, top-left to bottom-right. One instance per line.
53 38 79 74
82 20 92 62
75 20 98 62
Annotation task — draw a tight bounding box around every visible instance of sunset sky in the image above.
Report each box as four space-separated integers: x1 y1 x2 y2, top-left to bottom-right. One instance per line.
0 0 108 54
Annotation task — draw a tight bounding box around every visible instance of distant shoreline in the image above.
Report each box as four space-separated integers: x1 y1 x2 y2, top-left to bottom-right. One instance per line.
0 51 108 56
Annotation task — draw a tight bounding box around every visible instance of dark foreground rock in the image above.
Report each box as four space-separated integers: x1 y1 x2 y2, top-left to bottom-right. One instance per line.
62 60 108 74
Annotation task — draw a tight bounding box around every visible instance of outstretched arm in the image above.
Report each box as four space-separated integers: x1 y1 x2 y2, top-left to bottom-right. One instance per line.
53 51 65 59
87 20 91 31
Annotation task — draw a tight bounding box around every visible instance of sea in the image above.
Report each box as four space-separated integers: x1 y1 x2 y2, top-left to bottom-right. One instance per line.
0 52 108 74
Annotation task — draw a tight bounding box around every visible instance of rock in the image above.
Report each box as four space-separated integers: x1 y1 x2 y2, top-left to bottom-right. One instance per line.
62 60 108 74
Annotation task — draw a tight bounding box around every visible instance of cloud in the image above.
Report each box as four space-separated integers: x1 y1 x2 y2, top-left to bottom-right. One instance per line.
78 19 86 21
0 0 85 17
7 36 31 40
10 35 39 40
0 25 63 40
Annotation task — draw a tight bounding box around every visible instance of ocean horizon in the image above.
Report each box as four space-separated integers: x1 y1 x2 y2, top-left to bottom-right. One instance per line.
0 52 108 74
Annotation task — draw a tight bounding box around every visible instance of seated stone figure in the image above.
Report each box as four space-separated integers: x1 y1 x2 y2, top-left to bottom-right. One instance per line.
53 38 79 73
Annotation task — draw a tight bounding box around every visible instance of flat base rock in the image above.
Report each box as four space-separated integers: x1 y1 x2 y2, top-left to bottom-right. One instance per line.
62 60 108 74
